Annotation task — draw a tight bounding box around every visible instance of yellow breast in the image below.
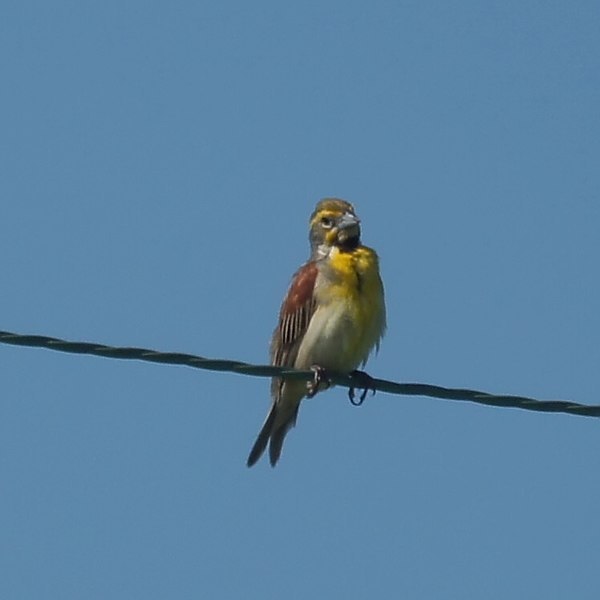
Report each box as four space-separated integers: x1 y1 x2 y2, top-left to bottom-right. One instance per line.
313 245 386 368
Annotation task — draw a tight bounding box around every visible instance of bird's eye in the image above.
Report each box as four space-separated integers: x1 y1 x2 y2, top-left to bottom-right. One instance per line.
320 216 333 229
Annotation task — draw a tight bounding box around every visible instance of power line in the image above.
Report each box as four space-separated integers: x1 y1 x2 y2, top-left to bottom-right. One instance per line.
1 329 598 418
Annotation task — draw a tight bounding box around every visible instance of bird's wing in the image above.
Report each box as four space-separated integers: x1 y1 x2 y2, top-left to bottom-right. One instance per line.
270 260 318 370
246 261 319 468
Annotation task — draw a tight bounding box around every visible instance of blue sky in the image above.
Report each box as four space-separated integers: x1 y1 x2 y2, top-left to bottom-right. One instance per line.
1 1 599 598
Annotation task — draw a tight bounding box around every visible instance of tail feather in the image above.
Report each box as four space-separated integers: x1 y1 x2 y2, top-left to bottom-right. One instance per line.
268 421 290 467
247 403 300 468
247 403 277 467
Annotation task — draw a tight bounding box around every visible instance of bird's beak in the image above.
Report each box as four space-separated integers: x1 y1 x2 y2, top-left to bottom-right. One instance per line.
337 212 361 243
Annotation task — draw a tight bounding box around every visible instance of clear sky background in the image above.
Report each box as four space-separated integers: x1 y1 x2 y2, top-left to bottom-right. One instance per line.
2 2 599 598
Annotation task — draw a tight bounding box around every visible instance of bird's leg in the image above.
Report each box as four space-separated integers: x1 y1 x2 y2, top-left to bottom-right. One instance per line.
306 365 332 398
348 370 376 406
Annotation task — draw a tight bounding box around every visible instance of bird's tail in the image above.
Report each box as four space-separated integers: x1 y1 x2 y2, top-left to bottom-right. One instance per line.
247 403 277 467
246 402 299 468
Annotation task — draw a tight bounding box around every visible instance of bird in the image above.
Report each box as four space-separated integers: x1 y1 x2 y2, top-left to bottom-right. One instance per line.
247 198 386 467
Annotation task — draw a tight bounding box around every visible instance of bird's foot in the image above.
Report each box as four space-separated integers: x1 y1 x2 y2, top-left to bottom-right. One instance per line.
306 365 332 398
348 370 376 406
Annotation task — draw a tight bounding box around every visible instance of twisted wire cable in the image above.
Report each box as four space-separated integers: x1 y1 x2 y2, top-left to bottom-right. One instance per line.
1 329 598 417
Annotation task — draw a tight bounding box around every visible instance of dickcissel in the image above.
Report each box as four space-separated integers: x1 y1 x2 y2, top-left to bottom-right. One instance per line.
247 198 386 467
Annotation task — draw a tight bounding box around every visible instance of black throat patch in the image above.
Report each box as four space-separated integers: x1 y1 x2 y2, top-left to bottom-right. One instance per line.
338 237 360 252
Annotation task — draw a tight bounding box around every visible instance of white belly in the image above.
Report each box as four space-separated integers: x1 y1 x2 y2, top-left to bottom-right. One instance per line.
294 299 379 373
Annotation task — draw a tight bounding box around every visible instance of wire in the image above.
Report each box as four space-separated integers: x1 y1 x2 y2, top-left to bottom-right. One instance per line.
1 329 598 418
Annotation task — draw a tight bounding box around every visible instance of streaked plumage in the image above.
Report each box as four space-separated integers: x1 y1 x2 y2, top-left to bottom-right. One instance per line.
247 198 386 467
